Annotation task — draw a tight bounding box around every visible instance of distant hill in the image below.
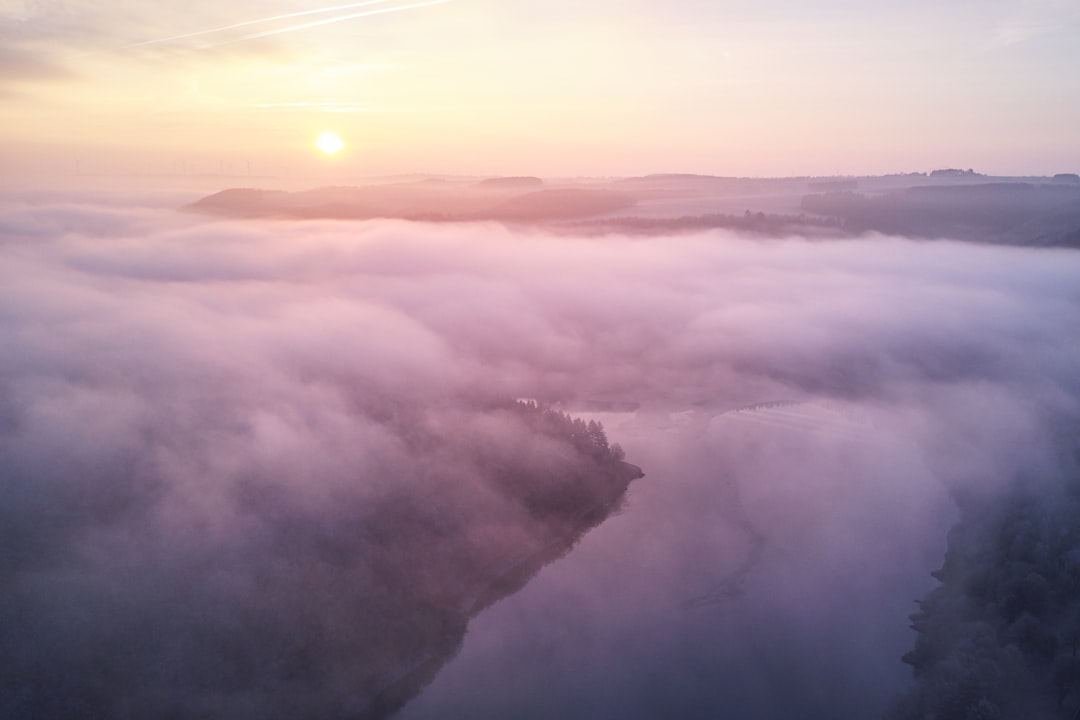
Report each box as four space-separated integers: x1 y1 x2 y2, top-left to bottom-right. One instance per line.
188 183 635 223
187 173 1080 247
801 183 1080 247
191 187 290 214
476 176 544 189
613 173 809 196
488 188 635 220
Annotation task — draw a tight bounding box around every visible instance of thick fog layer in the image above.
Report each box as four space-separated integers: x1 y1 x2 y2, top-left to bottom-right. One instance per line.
2 195 1080 718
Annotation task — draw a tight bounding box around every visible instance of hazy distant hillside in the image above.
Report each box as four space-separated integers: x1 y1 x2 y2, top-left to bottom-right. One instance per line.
572 173 1080 243
188 174 1080 247
188 183 635 223
612 173 811 196
188 183 494 220
801 183 1080 247
488 189 634 220
476 176 544 190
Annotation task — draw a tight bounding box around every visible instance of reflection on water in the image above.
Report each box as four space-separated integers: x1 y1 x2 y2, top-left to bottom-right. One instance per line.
399 401 955 720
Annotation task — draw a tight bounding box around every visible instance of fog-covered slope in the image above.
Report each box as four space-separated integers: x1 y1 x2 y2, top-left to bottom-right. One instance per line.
0 394 640 720
891 433 1080 720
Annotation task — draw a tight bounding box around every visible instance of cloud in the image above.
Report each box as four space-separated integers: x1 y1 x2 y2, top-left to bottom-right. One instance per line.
129 0 402 47
131 0 454 48
995 0 1080 44
0 43 73 84
0 2 295 95
2 195 1080 718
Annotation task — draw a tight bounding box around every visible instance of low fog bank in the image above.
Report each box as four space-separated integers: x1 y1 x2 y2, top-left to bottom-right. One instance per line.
0 199 643 718
2 193 1080 718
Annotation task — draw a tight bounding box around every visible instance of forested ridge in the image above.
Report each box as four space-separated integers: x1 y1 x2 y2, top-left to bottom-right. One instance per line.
1 396 641 720
892 439 1080 719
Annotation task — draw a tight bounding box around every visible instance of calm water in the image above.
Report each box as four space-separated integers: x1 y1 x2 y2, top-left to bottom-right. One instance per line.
398 404 954 720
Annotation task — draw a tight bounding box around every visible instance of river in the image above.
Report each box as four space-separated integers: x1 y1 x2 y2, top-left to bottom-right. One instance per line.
398 402 955 719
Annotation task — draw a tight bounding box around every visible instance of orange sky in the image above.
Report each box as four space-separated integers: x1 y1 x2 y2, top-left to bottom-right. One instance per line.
2 0 1079 183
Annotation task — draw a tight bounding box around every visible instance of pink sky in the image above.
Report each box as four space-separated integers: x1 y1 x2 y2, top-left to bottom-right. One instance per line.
2 0 1079 182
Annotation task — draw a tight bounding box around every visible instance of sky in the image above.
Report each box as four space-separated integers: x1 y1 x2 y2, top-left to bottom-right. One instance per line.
2 0 1080 181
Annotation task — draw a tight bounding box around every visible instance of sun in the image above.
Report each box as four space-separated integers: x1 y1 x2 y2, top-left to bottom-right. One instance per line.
316 131 345 155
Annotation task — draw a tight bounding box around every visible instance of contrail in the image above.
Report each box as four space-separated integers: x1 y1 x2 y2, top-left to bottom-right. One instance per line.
237 0 452 41
130 0 426 47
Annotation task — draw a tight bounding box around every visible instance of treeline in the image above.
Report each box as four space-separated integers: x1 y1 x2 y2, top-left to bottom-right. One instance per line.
891 453 1080 719
510 399 626 462
801 185 1080 247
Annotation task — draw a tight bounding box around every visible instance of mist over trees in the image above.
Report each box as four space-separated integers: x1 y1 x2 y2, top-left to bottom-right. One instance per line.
891 431 1080 720
0 391 639 719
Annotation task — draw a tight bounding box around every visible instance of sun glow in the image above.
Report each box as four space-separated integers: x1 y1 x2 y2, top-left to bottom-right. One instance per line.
316 131 345 155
